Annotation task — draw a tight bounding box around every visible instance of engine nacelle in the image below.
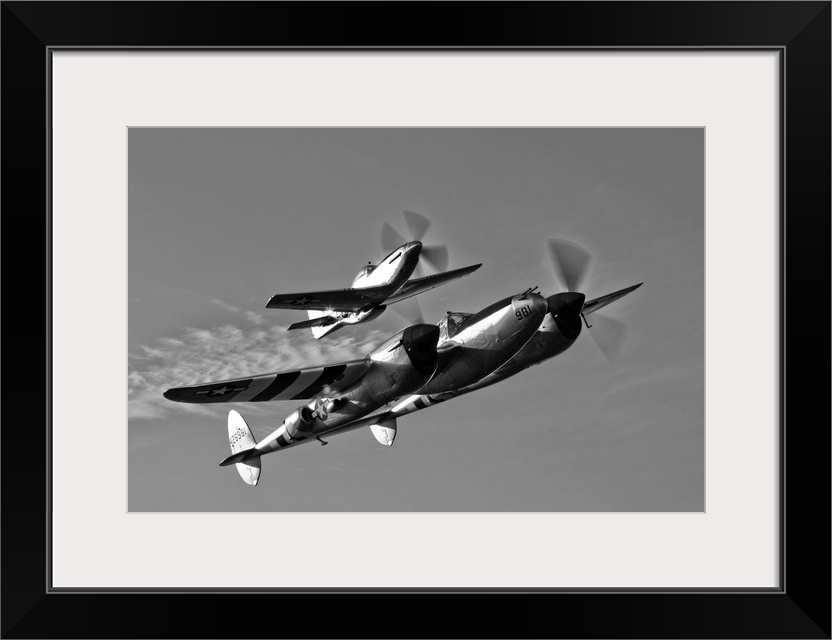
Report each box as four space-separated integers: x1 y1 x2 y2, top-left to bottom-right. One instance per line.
284 406 318 439
346 324 440 405
546 292 585 340
283 397 354 439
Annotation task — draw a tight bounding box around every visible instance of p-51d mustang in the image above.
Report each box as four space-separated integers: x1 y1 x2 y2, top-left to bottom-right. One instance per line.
164 240 642 486
164 241 641 485
265 211 481 338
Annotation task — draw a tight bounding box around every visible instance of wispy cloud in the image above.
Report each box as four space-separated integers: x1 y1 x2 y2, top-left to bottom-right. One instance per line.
129 312 388 422
244 310 265 325
209 297 239 314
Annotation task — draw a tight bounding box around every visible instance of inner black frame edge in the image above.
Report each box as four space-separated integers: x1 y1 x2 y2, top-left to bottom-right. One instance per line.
1 2 829 639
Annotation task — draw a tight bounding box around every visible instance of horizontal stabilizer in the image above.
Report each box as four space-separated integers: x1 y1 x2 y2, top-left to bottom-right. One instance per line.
287 315 337 331
582 283 642 316
219 447 258 467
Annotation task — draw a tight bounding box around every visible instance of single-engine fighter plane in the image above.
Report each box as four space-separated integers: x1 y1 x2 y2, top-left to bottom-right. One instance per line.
164 240 641 486
265 211 481 338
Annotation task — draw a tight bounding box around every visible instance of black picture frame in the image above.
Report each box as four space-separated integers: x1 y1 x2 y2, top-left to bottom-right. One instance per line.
2 2 829 638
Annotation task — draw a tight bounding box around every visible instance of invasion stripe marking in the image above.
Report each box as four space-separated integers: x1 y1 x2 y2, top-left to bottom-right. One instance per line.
291 364 347 400
232 374 279 402
250 371 302 402
270 368 326 401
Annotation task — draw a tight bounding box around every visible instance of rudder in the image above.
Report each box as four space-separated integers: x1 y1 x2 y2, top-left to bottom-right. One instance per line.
228 410 261 486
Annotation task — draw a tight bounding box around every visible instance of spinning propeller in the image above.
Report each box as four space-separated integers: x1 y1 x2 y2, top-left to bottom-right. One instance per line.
381 211 454 326
547 239 630 362
390 295 426 326
381 210 449 274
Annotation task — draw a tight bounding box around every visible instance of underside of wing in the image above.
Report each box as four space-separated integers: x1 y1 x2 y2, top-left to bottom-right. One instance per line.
582 283 643 316
164 358 371 404
385 263 482 305
265 286 389 312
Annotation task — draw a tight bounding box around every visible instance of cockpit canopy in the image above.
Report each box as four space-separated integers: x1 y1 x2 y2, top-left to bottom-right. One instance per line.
438 311 473 341
352 264 376 286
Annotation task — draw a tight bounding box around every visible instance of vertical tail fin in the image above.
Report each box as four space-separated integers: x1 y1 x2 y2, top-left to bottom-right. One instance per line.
307 310 330 340
227 410 261 486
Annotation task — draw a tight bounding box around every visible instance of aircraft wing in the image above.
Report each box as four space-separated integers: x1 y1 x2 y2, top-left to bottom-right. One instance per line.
265 286 389 312
582 283 643 316
164 358 370 404
385 263 482 305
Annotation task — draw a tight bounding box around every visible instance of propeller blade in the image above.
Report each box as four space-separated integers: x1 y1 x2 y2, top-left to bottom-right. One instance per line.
403 210 431 241
389 296 425 325
587 313 627 362
420 245 449 273
383 211 448 273
381 222 408 254
549 239 591 292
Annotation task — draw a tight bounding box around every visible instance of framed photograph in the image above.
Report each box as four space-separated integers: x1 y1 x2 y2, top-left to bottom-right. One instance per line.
3 2 829 638
126 125 701 515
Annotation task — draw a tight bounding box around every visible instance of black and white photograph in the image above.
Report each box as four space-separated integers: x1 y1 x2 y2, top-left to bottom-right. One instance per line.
128 127 704 512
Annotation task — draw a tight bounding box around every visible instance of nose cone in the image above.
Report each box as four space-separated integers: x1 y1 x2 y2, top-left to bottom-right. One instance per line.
401 323 440 375
547 291 586 317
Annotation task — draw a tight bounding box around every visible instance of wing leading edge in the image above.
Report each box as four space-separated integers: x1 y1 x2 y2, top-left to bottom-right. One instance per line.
265 286 390 312
265 264 481 312
582 283 642 316
164 358 370 404
385 263 482 305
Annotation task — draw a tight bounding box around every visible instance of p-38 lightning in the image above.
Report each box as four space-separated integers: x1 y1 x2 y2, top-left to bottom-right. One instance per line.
265 211 481 338
165 240 642 486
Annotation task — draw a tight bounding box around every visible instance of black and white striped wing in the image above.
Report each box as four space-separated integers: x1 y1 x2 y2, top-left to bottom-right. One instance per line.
163 359 370 404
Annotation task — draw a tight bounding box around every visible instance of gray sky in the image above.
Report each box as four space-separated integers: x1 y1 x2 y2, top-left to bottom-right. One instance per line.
128 128 704 512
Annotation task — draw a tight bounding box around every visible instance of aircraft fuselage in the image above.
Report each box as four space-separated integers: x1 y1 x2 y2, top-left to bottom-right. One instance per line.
352 241 422 290
245 290 550 458
308 241 423 338
415 292 548 395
